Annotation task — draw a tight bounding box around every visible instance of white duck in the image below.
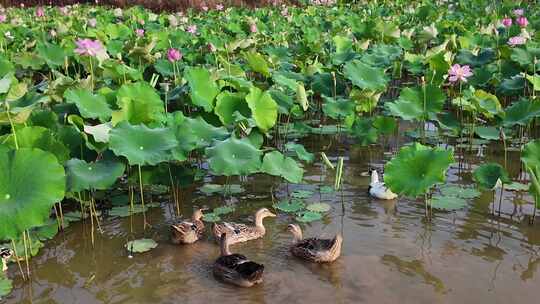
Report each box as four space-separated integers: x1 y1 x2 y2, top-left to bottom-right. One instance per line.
368 170 398 200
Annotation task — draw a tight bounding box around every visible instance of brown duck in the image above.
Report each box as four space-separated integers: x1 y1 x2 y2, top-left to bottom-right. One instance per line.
287 224 343 263
213 233 264 287
171 209 205 244
212 208 276 245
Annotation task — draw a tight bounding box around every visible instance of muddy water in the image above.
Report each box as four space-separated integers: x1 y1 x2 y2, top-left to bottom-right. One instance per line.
4 139 540 304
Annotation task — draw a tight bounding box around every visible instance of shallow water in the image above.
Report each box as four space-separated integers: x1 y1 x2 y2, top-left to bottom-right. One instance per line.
4 137 540 304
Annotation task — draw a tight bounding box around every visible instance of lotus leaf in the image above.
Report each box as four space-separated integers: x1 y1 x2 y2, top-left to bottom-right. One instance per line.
113 82 164 125
306 203 331 213
473 163 510 190
246 87 278 132
386 85 446 121
296 211 323 223
185 67 220 112
66 158 125 192
125 238 158 253
214 91 250 125
261 151 304 183
344 60 388 91
275 199 305 213
64 88 112 122
206 137 262 176
430 195 467 211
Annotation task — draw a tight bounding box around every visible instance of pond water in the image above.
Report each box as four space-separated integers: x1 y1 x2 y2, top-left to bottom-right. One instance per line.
4 137 540 304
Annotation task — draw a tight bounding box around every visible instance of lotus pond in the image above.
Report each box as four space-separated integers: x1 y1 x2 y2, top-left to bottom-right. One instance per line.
1 1 540 303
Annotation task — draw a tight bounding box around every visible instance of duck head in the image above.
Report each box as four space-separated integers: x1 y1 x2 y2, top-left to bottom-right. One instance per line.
287 224 303 242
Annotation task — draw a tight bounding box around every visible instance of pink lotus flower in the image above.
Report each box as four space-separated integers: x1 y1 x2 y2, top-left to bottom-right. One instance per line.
167 48 182 62
448 64 473 83
517 16 528 27
135 29 145 37
207 43 217 52
186 25 197 34
74 38 105 57
502 18 512 27
0 14 6 23
36 7 45 18
513 9 524 16
508 36 526 46
202 6 209 12
88 18 97 27
216 4 224 11
249 23 258 33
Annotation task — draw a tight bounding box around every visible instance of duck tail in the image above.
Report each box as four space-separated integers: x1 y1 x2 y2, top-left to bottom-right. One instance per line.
238 261 265 282
329 234 343 260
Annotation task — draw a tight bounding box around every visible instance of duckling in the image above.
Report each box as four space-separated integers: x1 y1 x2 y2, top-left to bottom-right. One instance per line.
213 233 264 287
212 208 276 245
287 224 343 263
368 170 397 200
1 247 12 272
171 209 205 244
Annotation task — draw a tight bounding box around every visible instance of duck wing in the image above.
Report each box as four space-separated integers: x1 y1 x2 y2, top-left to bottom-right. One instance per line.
172 220 204 244
212 222 258 244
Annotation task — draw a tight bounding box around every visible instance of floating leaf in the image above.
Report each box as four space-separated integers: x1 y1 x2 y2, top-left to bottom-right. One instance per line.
125 238 158 253
439 185 481 199
185 67 220 112
66 158 125 192
199 184 245 195
0 147 65 239
505 182 529 192
430 195 467 211
202 213 221 222
306 203 331 213
385 143 454 198
206 137 262 176
109 122 178 166
246 87 278 132
292 190 314 199
274 199 305 213
108 203 159 217
296 211 323 223
261 151 304 183
473 163 510 190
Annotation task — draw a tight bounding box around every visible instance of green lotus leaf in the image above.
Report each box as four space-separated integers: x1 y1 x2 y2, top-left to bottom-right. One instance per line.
261 151 304 183
473 163 510 190
202 213 221 223
385 143 454 198
285 142 315 163
0 147 65 240
245 52 271 77
430 195 467 211
113 82 165 125
108 203 159 217
474 126 499 140
473 90 502 118
456 49 494 67
292 189 314 199
0 275 13 297
322 96 355 119
214 91 250 125
373 116 397 135
66 158 125 192
386 85 446 121
0 126 69 162
351 117 379 146
246 87 278 132
64 88 112 122
199 184 245 195
498 76 525 96
525 74 540 91
522 140 540 170
344 60 388 91
205 137 262 176
185 67 220 112
439 185 480 199
505 182 530 192
319 186 335 194
125 238 158 253
36 42 66 67
109 122 178 166
503 99 540 127
274 199 305 213
306 203 331 213
32 219 59 241
296 211 323 223
213 206 235 215
83 123 112 143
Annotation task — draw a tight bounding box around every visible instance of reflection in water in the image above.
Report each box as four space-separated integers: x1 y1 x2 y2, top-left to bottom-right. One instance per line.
3 138 540 304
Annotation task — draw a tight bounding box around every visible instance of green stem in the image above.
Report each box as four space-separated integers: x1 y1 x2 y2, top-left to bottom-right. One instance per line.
138 164 148 229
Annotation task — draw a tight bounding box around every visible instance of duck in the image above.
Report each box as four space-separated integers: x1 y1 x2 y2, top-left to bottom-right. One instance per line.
368 170 398 200
212 208 276 245
287 224 343 263
213 233 265 287
1 247 12 272
171 209 205 244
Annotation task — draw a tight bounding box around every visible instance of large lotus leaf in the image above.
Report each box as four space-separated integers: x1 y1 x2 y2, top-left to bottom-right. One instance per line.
385 143 454 198
285 142 315 163
214 91 250 125
473 90 502 118
526 74 540 91
473 163 510 190
109 122 178 166
246 86 278 132
205 137 262 176
474 126 499 140
36 42 66 67
344 60 388 91
0 126 69 162
522 140 540 170
351 117 378 146
498 76 525 96
274 199 305 213
373 116 397 135
66 158 125 192
113 82 164 125
430 195 467 211
125 238 158 253
322 96 355 119
185 67 220 112
64 88 112 122
261 151 304 183
245 52 271 77
0 147 65 240
386 85 446 121
456 49 495 67
503 99 540 127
